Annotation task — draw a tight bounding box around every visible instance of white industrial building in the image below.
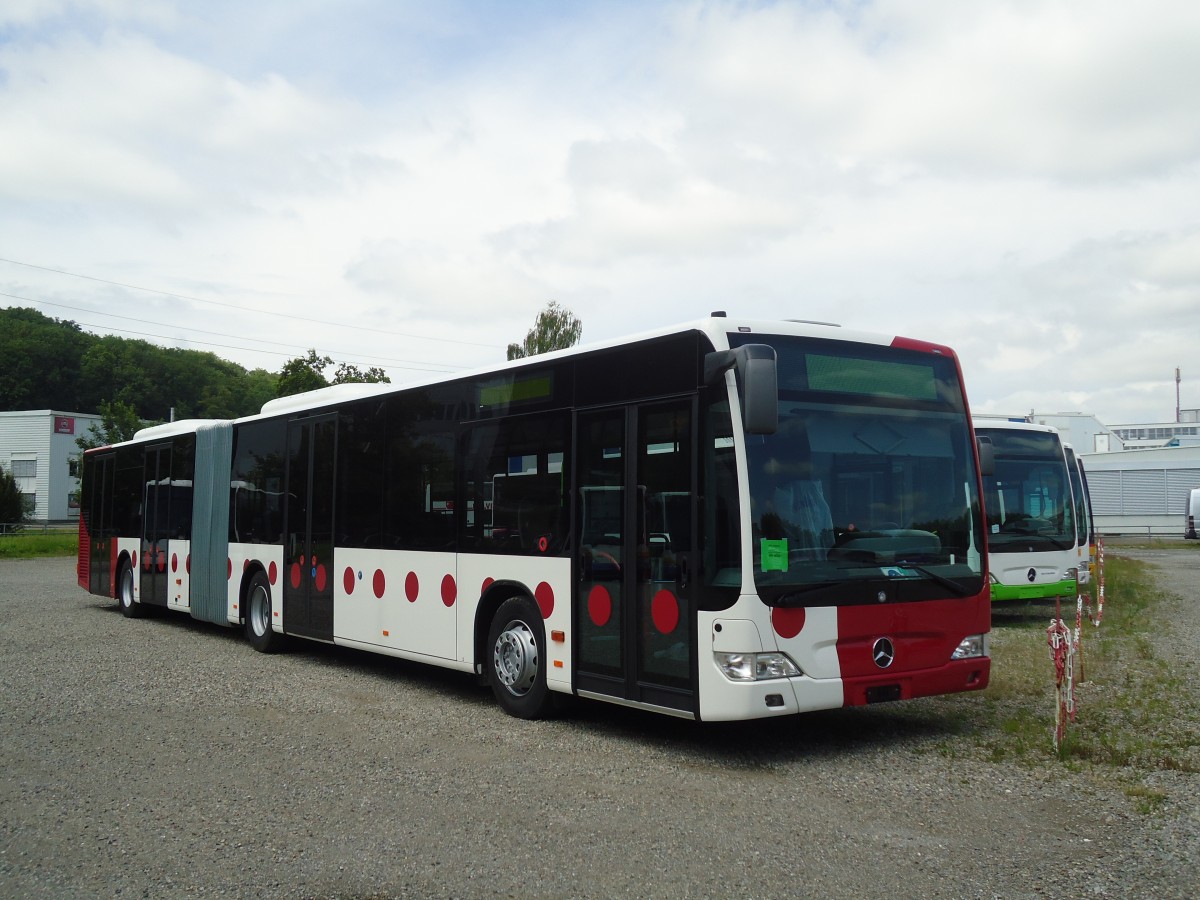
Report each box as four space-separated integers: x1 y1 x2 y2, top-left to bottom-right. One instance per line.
1081 445 1200 537
974 411 1200 536
0 410 103 523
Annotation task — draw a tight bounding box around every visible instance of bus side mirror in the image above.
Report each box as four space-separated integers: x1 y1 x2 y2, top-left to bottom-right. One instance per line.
976 435 995 477
704 344 778 435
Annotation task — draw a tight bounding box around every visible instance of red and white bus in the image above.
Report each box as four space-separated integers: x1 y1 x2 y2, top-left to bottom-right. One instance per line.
78 315 991 721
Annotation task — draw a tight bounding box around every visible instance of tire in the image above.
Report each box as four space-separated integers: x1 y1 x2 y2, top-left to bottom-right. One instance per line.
244 570 285 653
117 560 144 618
487 596 556 719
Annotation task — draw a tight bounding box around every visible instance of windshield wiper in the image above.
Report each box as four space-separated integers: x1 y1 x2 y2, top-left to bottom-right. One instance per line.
893 560 973 596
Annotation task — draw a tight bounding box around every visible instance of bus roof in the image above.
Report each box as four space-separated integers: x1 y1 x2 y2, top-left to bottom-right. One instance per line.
101 314 964 446
972 417 1061 436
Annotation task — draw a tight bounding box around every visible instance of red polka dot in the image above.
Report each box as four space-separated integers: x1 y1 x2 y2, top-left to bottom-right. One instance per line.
186 555 191 575
651 589 680 634
373 569 386 599
534 582 554 619
243 559 250 572
405 571 419 602
132 551 138 569
315 564 327 593
344 567 356 595
290 563 302 589
772 607 806 639
227 558 232 579
481 577 495 595
171 553 178 573
441 574 457 607
268 561 278 585
587 585 612 627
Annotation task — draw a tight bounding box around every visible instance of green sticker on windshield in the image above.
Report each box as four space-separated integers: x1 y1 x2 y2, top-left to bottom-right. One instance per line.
761 538 789 572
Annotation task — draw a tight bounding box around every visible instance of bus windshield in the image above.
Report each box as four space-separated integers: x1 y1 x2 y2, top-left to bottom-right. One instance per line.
976 428 1075 553
735 335 985 606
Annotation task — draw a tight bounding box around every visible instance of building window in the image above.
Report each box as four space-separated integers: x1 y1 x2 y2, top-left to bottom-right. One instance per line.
11 459 36 478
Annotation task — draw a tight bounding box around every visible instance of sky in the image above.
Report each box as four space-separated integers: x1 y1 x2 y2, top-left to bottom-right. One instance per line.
1 0 1198 425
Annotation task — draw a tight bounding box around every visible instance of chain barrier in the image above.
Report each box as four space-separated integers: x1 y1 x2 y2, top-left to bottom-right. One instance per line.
1047 538 1109 752
1087 537 1106 627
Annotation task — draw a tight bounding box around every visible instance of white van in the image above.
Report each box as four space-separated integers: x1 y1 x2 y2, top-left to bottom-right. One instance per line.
1186 488 1200 539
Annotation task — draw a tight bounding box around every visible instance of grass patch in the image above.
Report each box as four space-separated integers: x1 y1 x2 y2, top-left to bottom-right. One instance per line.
927 553 1200 793
1125 783 1169 814
0 531 79 559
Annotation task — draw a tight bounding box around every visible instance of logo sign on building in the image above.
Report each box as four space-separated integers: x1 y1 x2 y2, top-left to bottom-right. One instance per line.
54 416 75 435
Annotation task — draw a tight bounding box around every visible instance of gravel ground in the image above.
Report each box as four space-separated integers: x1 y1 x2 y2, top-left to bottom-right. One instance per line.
0 554 1196 899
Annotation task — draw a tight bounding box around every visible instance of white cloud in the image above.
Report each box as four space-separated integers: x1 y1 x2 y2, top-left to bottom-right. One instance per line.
1 0 1198 422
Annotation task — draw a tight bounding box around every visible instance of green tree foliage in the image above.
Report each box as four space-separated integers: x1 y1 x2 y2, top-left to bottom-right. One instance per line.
0 463 27 524
277 351 391 398
0 307 387 420
0 308 91 410
333 362 390 385
277 350 335 397
506 301 583 360
76 400 147 452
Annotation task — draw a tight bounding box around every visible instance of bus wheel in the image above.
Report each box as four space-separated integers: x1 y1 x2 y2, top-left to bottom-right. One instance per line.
118 560 144 618
487 596 554 719
244 571 285 654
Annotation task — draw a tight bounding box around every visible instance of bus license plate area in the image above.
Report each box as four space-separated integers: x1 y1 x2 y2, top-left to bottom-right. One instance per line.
866 684 901 704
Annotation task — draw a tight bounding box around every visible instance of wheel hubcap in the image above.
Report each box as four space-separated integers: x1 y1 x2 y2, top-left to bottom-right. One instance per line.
493 619 538 696
251 587 269 636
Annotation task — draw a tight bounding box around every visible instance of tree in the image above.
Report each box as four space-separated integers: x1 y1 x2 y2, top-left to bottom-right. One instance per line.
333 362 390 385
277 350 334 397
506 301 582 360
277 351 391 398
0 463 27 525
76 400 146 452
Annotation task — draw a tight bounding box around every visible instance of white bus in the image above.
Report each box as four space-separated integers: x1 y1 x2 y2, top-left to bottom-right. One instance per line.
973 418 1079 602
1063 444 1096 583
80 315 991 722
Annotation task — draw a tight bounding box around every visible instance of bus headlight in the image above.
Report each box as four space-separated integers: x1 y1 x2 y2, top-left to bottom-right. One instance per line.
951 634 988 660
715 652 802 681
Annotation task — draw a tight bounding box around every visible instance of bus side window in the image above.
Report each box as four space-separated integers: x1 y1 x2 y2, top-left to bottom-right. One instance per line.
464 413 569 556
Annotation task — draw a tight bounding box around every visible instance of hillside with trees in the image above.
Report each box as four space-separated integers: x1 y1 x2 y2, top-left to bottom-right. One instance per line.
0 307 387 425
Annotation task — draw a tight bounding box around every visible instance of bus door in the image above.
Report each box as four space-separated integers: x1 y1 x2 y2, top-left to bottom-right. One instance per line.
576 400 696 714
140 443 172 607
284 414 336 640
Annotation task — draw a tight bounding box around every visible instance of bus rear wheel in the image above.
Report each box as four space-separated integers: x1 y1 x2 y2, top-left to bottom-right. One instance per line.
118 560 144 618
244 570 285 653
487 596 556 719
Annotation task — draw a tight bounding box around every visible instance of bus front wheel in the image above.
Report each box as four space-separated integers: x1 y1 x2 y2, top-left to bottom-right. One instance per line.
244 571 285 653
487 596 555 719
118 560 144 618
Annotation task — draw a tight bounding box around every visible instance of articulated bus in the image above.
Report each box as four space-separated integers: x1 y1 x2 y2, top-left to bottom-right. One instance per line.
972 418 1080 602
79 315 991 722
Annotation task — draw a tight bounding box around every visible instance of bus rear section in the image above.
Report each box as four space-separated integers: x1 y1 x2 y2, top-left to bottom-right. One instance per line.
972 418 1078 602
1186 488 1200 539
695 329 991 721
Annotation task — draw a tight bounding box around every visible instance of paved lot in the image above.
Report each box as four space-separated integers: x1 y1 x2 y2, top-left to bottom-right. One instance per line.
0 555 1196 898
